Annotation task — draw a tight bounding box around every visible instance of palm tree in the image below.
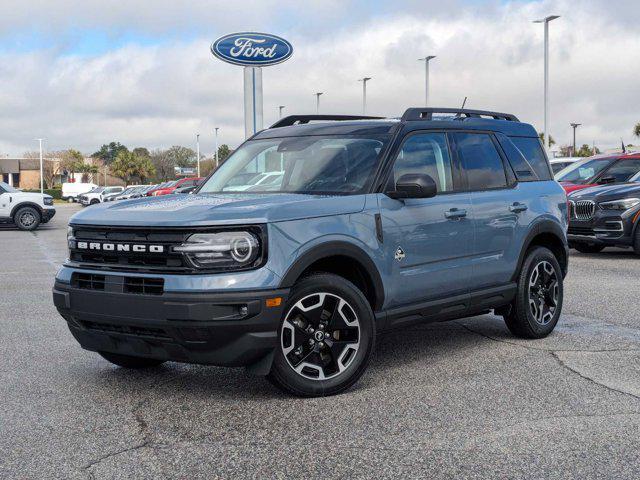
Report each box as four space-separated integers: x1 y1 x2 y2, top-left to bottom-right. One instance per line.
634 122 640 140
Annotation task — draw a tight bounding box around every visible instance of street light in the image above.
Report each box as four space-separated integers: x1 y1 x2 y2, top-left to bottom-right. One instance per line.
534 15 560 153
279 105 285 118
314 92 323 114
35 138 44 194
358 77 372 114
196 134 200 177
418 56 436 106
570 123 581 156
214 127 220 168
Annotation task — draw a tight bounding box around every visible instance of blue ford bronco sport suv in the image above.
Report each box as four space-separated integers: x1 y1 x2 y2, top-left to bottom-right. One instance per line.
53 108 569 397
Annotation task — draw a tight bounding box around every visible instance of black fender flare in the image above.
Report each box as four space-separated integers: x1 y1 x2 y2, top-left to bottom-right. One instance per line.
279 241 385 311
513 219 569 280
10 202 43 220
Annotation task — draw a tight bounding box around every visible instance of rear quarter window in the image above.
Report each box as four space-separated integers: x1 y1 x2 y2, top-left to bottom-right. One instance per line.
509 137 553 181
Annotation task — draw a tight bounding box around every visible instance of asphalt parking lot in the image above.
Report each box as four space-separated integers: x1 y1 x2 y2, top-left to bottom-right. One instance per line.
1 204 639 479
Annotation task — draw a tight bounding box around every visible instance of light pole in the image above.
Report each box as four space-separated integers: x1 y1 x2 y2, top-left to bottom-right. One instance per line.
534 15 560 153
214 127 219 168
358 77 371 114
36 138 44 193
196 134 200 177
314 92 323 114
418 56 436 106
279 105 285 118
570 123 581 156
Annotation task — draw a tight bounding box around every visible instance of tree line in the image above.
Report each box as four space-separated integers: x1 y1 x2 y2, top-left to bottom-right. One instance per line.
21 142 231 187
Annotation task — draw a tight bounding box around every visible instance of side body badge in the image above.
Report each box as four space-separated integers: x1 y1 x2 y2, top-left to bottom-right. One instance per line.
394 246 405 262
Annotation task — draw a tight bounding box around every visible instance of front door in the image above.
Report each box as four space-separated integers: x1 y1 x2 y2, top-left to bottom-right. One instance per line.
379 131 473 308
0 185 11 218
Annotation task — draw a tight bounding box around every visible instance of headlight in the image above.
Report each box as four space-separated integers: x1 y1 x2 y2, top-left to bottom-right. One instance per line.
43 197 53 206
173 231 263 269
598 198 640 210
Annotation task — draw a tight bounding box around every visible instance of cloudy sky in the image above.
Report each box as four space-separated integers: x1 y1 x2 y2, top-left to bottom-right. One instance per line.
0 0 638 157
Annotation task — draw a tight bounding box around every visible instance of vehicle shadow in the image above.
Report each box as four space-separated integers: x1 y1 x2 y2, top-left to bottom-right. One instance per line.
83 314 505 400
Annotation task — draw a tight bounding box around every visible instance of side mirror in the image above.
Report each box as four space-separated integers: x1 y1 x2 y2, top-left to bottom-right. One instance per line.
598 176 616 185
387 173 438 199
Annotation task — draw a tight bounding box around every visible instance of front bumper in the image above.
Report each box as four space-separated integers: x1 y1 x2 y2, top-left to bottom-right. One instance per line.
42 208 56 222
567 213 634 247
53 280 288 369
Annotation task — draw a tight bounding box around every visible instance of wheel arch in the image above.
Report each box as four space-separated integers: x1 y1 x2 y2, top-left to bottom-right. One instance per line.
11 202 43 220
514 220 568 280
279 241 385 311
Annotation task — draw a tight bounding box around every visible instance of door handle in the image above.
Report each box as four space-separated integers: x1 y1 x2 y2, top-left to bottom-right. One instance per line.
509 202 528 213
444 208 467 219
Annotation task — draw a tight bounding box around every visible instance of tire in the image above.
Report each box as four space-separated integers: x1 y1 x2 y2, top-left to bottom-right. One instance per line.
98 351 165 369
14 206 41 231
503 246 563 339
573 243 605 254
90 199 100 205
268 273 376 397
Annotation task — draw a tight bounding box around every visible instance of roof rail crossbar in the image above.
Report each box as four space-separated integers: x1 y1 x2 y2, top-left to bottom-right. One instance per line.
270 114 385 129
401 108 519 122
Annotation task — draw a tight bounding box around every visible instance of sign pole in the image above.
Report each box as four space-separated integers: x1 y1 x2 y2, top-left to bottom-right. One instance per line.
244 67 263 139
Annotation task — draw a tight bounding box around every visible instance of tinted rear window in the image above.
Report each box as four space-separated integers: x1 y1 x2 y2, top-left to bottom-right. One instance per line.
509 137 553 181
453 133 508 190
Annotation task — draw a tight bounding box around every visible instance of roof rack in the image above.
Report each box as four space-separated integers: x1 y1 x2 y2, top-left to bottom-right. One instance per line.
270 114 385 129
401 108 519 122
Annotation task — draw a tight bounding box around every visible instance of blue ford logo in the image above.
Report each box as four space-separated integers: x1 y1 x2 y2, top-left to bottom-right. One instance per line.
211 32 293 67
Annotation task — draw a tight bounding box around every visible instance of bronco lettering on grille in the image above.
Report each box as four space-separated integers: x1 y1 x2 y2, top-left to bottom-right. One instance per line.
75 242 164 253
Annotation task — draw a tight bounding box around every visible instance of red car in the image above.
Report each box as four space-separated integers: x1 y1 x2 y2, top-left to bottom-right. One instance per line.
147 177 203 196
556 153 640 194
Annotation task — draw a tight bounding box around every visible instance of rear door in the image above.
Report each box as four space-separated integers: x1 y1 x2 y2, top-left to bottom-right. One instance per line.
379 131 474 308
451 132 523 290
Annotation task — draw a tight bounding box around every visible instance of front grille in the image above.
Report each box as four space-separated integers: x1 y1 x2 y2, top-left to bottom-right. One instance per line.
75 273 105 291
123 277 164 295
72 273 164 295
69 227 188 272
80 320 171 340
570 200 596 220
568 225 595 236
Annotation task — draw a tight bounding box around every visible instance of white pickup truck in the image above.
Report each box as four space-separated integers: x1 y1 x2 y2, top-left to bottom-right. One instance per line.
0 181 56 231
78 186 125 206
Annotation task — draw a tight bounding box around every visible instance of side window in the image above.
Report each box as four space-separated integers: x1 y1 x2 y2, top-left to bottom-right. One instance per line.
393 133 454 193
453 133 507 190
601 160 640 183
509 137 553 181
495 132 538 181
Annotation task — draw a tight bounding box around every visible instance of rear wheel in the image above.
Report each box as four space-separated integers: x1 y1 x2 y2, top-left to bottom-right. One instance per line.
14 206 41 231
98 351 165 369
573 243 605 254
268 273 375 397
503 246 563 339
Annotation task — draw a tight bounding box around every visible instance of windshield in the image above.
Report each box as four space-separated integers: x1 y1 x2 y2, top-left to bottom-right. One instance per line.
199 135 390 195
0 181 18 193
88 187 105 193
554 157 613 184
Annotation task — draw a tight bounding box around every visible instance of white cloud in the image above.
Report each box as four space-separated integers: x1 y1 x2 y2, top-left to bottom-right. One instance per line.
0 0 639 156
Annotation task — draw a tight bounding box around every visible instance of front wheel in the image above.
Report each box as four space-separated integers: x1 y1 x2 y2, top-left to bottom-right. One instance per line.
14 206 41 231
503 246 563 339
98 351 165 369
573 243 605 254
268 273 376 397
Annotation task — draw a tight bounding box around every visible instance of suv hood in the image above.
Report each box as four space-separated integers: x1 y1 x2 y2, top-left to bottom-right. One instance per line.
16 191 48 202
70 193 366 226
569 183 640 202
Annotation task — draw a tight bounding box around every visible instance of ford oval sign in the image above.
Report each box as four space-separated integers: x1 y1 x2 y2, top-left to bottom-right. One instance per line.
211 32 293 67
